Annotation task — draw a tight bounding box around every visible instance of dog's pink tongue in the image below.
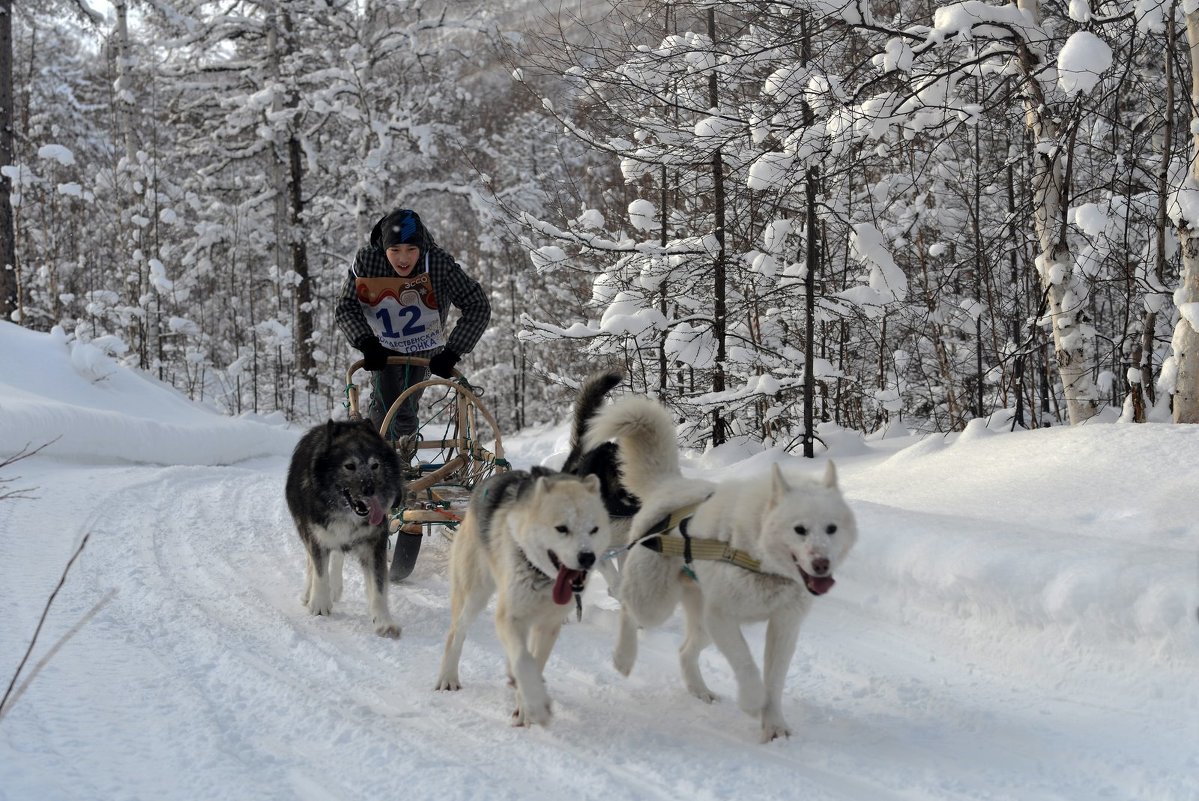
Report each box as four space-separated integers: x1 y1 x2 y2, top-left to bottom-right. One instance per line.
552 565 585 605
805 575 835 596
367 497 386 527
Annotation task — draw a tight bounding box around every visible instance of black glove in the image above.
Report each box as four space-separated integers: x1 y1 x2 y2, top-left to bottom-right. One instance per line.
354 336 391 371
428 347 460 379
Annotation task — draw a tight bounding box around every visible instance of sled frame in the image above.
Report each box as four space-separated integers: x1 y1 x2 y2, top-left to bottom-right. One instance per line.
344 355 508 535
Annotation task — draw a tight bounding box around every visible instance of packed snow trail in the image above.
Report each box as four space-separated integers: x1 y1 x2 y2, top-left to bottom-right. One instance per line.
3 433 1196 801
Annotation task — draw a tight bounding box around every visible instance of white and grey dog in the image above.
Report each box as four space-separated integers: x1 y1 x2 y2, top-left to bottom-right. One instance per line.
585 396 857 742
435 467 611 727
285 419 404 638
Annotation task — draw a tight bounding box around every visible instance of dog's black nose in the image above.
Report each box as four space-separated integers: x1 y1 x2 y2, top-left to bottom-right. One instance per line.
577 551 595 569
811 557 829 576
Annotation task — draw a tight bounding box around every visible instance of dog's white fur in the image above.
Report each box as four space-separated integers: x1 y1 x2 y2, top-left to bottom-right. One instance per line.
585 396 857 742
435 471 611 727
303 535 399 637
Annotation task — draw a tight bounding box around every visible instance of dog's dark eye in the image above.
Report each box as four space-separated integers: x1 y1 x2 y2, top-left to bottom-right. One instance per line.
555 525 569 534
826 524 837 535
794 525 807 536
589 526 599 535
343 462 357 472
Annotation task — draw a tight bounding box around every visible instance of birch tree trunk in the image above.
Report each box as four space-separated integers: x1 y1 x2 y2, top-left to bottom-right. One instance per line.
1171 10 1199 423
1014 0 1099 424
1138 0 1179 420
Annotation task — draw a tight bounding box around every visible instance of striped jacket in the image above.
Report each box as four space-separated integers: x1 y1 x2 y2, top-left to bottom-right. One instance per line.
335 244 491 357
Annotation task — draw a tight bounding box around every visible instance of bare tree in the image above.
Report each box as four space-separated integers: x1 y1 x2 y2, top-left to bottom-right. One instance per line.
0 0 15 320
0 440 53 501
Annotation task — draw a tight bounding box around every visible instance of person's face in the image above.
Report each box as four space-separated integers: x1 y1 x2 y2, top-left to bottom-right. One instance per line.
385 244 421 276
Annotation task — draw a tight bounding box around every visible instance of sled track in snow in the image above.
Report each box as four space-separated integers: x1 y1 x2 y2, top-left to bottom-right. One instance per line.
72 466 855 800
6 459 1193 801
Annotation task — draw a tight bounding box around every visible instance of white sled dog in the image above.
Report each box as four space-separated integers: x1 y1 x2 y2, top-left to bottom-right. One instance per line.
435 467 611 727
585 396 857 742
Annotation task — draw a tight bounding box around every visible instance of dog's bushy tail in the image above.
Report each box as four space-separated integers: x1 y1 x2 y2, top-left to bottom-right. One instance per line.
565 370 624 464
584 395 679 499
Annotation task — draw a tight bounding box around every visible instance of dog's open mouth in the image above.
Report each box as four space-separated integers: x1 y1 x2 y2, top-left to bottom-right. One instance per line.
794 557 835 596
342 489 386 527
548 550 588 606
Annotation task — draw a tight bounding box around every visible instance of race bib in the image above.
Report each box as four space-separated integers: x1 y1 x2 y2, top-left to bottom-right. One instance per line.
356 274 444 354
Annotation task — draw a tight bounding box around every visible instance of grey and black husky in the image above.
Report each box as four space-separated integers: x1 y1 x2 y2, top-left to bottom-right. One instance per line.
435 467 610 726
285 419 404 638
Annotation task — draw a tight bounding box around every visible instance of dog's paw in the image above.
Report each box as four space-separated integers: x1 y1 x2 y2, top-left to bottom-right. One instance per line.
738 680 766 716
759 706 791 742
512 698 552 727
689 686 718 704
434 675 461 692
612 650 634 677
612 615 638 676
760 721 792 743
374 620 401 639
306 593 333 617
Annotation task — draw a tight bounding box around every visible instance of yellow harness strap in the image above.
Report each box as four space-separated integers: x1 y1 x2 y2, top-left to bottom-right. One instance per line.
639 505 762 573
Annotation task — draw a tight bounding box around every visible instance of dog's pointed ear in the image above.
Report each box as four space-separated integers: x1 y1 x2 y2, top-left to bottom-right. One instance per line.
357 417 379 437
533 476 549 499
822 460 838 489
324 419 337 449
580 473 602 494
770 463 790 501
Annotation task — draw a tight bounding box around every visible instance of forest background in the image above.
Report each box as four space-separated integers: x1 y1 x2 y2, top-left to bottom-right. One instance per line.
5 0 1199 450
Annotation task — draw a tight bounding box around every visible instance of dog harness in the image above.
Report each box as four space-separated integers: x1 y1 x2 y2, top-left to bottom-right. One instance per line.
605 500 763 574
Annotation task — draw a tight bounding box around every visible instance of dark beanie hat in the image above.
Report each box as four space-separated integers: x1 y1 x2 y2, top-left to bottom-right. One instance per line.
377 209 425 249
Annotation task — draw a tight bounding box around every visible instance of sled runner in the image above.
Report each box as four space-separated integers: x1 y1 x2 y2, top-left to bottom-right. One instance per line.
345 356 509 581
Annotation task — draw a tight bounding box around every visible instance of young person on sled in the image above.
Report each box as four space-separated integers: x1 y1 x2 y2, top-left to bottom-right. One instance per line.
335 207 491 581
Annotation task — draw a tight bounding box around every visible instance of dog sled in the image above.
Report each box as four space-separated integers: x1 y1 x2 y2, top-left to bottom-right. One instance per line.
345 355 509 581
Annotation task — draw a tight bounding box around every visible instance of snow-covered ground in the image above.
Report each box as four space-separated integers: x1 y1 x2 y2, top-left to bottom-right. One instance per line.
0 321 1196 801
